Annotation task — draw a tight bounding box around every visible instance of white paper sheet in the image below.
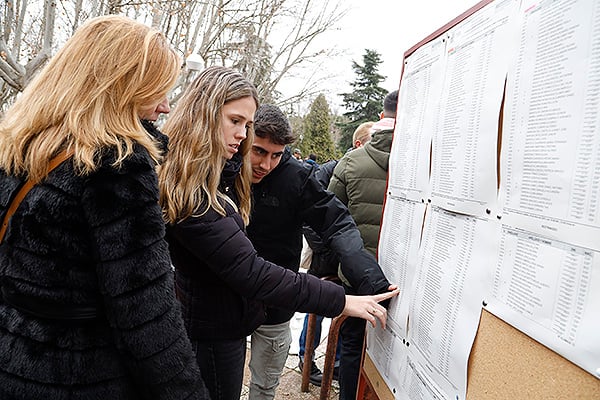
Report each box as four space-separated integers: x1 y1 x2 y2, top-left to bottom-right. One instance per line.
487 226 600 378
430 0 519 217
376 197 427 338
389 38 446 202
490 0 600 378
405 207 499 400
365 327 409 397
500 0 600 250
394 351 448 400
366 197 426 395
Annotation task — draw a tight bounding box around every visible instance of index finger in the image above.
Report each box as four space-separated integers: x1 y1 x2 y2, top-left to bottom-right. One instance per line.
374 288 400 303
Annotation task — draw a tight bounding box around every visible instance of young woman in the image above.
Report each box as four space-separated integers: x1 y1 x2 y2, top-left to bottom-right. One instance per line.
0 16 209 399
159 65 398 400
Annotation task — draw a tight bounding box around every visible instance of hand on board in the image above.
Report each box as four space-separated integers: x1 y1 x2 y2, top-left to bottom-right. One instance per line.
343 287 400 329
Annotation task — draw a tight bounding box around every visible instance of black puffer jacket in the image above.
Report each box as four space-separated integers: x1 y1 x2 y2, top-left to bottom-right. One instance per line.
166 154 345 341
0 123 209 399
247 149 391 325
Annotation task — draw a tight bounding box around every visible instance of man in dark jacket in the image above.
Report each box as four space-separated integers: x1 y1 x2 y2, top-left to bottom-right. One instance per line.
296 159 341 386
328 89 398 399
245 104 394 400
296 118 376 386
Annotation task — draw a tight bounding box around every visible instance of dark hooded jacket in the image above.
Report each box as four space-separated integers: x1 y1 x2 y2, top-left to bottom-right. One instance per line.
247 148 391 325
166 153 345 340
0 122 210 400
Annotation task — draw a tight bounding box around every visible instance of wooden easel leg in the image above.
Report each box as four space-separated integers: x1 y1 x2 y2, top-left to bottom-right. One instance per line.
301 313 318 392
320 314 348 400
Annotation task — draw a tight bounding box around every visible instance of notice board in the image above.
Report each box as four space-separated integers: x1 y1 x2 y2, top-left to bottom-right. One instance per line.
364 0 600 399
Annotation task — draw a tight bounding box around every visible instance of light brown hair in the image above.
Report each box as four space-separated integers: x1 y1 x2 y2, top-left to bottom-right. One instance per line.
0 15 180 182
159 66 259 225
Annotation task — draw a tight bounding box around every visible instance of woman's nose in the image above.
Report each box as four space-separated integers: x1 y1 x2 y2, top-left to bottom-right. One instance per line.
156 97 170 114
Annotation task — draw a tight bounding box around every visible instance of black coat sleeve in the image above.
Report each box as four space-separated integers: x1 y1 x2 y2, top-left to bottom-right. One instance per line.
168 206 345 318
299 172 390 295
81 150 210 400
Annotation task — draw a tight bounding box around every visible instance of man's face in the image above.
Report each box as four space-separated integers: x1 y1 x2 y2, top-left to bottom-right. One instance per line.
250 135 286 184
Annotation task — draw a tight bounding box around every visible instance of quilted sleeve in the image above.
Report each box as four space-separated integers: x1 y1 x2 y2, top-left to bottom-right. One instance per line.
170 209 345 318
327 156 349 205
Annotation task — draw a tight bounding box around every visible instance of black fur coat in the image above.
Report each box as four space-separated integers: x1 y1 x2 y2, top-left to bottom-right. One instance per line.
0 125 209 399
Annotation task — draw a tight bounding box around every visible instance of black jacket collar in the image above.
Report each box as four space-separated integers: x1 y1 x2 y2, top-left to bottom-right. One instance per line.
220 152 243 204
141 120 169 157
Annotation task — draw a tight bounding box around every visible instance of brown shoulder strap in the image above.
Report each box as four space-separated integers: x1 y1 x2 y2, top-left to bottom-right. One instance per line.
0 149 74 244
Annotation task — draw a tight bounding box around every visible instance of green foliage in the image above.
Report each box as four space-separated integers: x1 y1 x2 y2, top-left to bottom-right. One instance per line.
300 94 339 163
337 49 388 151
289 114 305 149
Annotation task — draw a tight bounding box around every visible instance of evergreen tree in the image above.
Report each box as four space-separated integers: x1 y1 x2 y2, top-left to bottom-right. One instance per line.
289 113 305 153
337 49 388 151
301 94 338 163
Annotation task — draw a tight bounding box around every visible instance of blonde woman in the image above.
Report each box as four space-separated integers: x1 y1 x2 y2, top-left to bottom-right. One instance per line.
159 66 399 400
0 16 209 399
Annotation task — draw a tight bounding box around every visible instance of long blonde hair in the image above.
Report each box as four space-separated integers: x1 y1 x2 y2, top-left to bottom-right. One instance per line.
0 15 180 183
159 66 258 225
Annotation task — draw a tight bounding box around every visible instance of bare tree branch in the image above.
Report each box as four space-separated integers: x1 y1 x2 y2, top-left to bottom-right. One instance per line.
0 0 350 110
0 38 25 76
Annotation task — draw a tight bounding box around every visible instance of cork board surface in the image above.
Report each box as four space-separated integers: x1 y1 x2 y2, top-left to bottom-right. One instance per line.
466 310 600 399
362 310 600 399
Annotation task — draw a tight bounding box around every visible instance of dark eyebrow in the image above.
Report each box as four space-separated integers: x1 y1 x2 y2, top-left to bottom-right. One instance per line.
252 145 283 157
